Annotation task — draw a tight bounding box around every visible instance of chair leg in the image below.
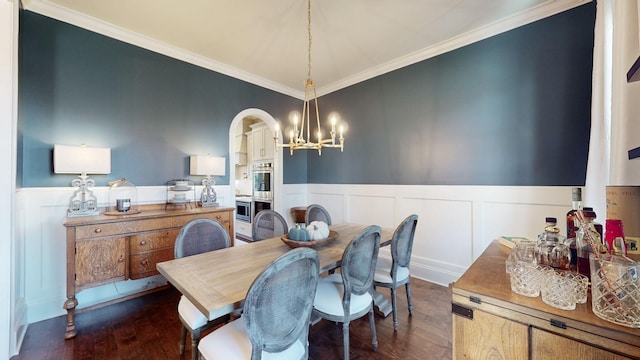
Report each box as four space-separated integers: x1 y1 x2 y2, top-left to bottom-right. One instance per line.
391 286 398 330
368 307 378 352
179 325 187 354
405 282 413 315
191 328 201 360
342 321 350 360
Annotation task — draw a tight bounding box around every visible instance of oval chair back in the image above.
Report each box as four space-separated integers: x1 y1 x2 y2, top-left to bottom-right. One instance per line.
175 218 230 258
391 214 418 270
305 204 332 225
243 247 320 359
252 210 289 241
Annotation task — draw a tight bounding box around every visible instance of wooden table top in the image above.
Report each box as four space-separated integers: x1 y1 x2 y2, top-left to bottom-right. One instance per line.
156 223 394 321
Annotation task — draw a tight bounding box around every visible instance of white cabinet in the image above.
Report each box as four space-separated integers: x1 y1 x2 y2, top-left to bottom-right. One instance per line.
250 123 274 161
235 219 252 241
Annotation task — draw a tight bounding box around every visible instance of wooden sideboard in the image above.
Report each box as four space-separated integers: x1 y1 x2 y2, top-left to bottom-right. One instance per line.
452 240 640 360
63 204 234 339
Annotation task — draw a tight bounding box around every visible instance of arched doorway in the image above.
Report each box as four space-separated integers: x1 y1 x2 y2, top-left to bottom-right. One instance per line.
228 108 284 216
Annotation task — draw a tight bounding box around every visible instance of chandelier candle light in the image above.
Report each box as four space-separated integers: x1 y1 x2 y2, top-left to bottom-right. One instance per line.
274 0 345 155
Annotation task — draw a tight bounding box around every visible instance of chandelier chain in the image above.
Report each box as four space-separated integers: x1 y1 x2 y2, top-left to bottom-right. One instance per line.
307 0 312 80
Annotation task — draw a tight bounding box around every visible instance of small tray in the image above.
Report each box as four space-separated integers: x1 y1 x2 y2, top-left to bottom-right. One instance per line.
281 230 339 248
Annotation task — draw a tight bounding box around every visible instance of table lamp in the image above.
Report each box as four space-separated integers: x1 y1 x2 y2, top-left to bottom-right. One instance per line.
54 144 111 217
190 155 225 207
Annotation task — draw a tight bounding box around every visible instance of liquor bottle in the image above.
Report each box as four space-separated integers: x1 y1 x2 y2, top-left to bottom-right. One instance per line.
565 187 582 270
576 210 601 280
566 188 582 239
537 217 570 270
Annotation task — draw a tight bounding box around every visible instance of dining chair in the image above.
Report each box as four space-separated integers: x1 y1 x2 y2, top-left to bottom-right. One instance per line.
198 247 320 360
312 225 381 360
174 218 231 360
305 203 332 225
252 209 289 241
373 214 419 330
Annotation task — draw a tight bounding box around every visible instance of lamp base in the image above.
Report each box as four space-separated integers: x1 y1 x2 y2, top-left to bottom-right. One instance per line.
200 178 219 208
67 208 99 217
200 200 219 208
67 175 100 217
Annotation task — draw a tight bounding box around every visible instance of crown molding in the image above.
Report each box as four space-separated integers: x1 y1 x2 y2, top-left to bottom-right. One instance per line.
21 0 305 99
22 0 591 99
317 0 591 96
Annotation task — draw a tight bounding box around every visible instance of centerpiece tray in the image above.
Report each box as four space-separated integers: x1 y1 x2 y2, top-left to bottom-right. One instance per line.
281 230 339 248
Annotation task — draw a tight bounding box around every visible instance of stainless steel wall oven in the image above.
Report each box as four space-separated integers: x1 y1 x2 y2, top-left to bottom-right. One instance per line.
253 162 273 200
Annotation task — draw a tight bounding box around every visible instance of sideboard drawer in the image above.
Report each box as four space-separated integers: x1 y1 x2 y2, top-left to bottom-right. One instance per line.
74 222 131 240
129 248 174 279
129 229 179 253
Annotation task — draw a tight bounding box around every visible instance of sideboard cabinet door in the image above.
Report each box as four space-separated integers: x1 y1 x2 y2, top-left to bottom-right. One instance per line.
453 309 529 360
75 237 126 288
531 328 633 360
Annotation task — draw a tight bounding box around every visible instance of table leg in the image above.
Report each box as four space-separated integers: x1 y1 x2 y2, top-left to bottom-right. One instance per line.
373 289 392 317
64 297 78 339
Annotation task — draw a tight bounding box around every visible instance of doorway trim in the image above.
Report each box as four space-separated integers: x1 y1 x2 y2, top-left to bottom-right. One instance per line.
228 108 283 215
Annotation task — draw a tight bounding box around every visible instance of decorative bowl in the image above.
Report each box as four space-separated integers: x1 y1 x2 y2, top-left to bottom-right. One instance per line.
281 230 339 248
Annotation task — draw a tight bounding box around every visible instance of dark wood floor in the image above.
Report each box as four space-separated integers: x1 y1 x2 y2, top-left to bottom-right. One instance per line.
12 278 452 359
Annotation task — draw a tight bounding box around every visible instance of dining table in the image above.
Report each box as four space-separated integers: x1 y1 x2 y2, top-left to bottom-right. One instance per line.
156 222 395 322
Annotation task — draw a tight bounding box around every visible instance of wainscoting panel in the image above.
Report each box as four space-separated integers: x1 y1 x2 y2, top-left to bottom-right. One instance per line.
298 184 572 286
17 184 571 324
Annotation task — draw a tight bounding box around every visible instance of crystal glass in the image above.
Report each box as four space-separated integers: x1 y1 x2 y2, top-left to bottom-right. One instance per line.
509 259 543 297
540 269 587 310
506 240 537 273
590 254 640 328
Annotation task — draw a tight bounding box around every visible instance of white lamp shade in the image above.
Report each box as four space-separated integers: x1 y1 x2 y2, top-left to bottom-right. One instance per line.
190 155 225 176
54 144 111 175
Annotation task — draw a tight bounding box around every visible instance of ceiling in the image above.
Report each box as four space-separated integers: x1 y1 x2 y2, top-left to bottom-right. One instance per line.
21 0 589 99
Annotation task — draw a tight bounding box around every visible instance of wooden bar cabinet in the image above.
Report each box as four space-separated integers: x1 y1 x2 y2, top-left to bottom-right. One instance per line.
451 240 640 360
63 204 234 339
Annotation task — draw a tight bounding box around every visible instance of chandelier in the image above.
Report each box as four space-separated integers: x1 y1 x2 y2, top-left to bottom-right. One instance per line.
274 0 345 155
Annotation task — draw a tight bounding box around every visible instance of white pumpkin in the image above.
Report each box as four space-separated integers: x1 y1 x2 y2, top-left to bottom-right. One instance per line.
306 221 330 240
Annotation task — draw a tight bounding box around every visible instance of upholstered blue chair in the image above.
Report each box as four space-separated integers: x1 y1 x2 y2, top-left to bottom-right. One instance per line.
174 218 231 360
374 214 419 330
312 225 381 360
198 248 320 360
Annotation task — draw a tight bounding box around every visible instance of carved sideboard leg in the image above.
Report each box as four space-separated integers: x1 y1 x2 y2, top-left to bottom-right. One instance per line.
64 297 78 339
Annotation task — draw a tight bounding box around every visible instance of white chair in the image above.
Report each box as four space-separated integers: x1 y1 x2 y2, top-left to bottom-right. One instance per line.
174 218 231 360
198 248 320 360
374 214 418 330
312 225 381 360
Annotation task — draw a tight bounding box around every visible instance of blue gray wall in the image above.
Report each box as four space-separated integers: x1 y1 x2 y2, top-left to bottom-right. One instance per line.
18 3 595 188
18 10 301 187
305 2 595 186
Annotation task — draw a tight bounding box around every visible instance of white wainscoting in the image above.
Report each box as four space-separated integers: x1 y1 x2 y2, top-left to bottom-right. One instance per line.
296 184 573 287
17 184 571 325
